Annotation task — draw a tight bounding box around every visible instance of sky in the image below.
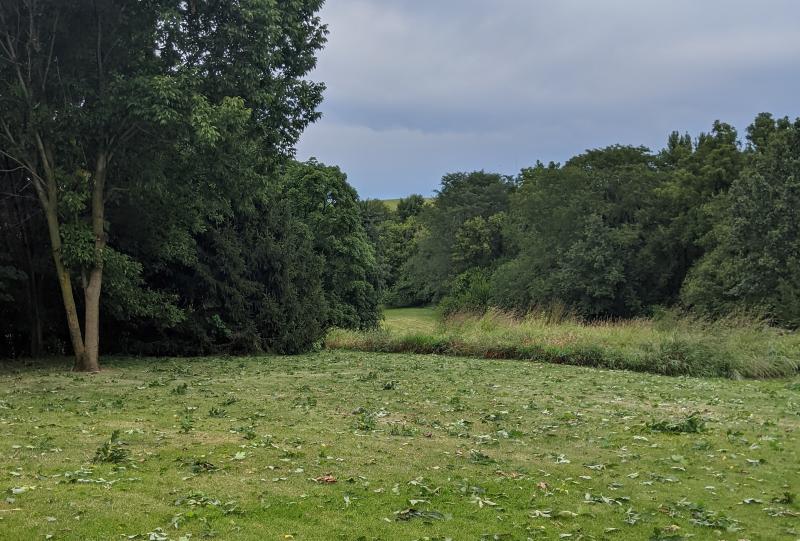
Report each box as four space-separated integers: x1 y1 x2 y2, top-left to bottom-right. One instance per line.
295 0 800 199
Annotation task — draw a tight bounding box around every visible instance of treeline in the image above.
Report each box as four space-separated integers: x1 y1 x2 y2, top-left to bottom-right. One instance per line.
2 3 797 370
369 114 800 327
0 1 380 366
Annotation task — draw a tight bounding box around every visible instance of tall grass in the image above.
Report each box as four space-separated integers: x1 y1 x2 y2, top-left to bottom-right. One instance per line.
326 308 800 379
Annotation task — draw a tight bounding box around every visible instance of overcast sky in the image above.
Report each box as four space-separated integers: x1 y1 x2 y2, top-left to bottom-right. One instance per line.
295 0 800 199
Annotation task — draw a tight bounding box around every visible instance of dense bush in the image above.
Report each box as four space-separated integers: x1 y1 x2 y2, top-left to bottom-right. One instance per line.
104 195 329 356
438 268 492 317
398 172 513 304
282 160 381 330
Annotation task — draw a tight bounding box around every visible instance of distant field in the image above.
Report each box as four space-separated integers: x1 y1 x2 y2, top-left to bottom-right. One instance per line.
329 307 800 379
378 197 433 211
380 198 402 210
1 352 798 540
382 306 439 333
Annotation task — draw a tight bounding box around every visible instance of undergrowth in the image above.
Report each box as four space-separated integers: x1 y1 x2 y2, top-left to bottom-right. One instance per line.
327 307 800 379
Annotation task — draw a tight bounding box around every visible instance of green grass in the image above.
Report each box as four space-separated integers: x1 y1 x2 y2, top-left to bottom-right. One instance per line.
380 198 402 211
1 353 799 540
383 307 439 334
378 197 433 211
327 308 800 379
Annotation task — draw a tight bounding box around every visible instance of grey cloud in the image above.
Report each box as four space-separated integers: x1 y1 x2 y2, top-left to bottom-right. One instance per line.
297 0 800 198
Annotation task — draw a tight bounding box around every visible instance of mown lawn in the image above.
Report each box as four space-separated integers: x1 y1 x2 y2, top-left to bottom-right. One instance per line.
1 352 798 540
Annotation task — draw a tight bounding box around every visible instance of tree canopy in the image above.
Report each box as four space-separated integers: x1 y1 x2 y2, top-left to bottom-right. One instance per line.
376 114 800 328
1 1 382 365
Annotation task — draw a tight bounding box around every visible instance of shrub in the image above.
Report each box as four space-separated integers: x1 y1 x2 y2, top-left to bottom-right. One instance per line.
438 268 492 317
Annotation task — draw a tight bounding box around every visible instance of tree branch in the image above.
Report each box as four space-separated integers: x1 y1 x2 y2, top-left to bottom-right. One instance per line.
40 9 58 93
0 148 47 206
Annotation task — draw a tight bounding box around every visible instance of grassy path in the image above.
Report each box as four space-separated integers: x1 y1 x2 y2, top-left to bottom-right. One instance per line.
382 307 439 333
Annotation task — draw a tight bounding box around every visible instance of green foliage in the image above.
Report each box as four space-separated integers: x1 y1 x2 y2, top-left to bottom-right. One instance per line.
452 213 506 272
498 146 699 318
0 0 338 361
395 194 427 221
138 194 328 355
683 117 800 327
648 413 706 434
1 0 797 365
93 430 129 464
378 216 427 307
282 160 381 331
400 171 513 304
376 116 797 327
101 248 184 325
438 268 492 317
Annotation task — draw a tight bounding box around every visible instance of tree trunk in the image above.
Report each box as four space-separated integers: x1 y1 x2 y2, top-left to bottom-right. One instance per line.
42 197 87 367
82 267 102 372
79 151 108 372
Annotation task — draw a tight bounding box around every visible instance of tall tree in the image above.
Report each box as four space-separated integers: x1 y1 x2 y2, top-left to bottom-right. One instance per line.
282 160 380 330
682 116 800 325
0 1 326 369
402 171 513 303
495 153 664 317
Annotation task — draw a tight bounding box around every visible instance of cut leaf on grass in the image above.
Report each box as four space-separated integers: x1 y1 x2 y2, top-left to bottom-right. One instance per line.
648 413 705 434
394 508 446 522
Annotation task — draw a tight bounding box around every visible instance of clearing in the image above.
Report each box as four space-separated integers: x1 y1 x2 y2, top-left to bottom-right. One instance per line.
1 351 798 540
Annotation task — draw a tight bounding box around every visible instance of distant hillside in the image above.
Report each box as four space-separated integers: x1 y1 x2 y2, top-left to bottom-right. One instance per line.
378 197 432 211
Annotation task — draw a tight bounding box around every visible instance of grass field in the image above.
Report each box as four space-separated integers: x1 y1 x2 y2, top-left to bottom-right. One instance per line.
383 307 439 334
377 198 433 211
1 352 799 540
380 198 403 211
328 308 800 379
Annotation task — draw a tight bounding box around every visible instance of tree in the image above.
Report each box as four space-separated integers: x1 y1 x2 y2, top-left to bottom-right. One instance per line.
650 121 744 298
396 194 427 221
0 1 327 369
495 149 667 317
682 116 800 326
401 171 513 303
282 160 381 330
452 213 505 272
377 214 425 306
112 193 329 356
